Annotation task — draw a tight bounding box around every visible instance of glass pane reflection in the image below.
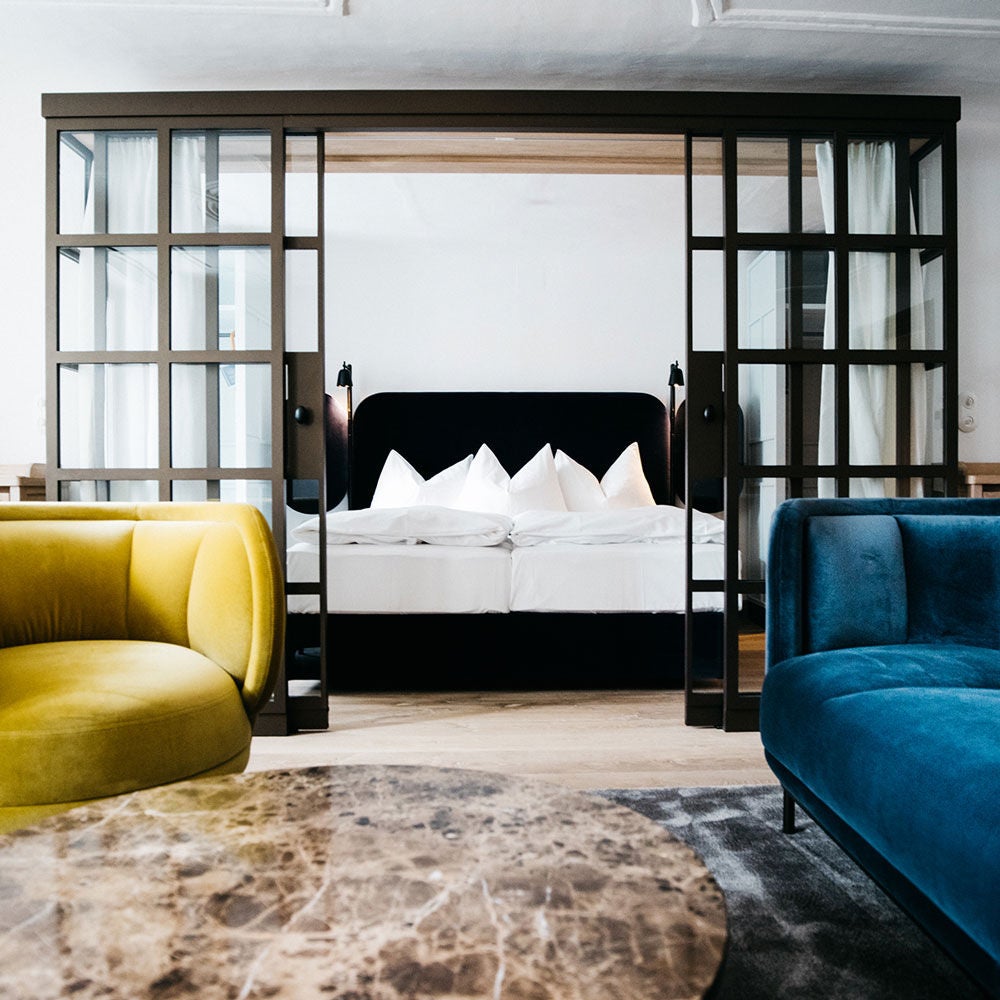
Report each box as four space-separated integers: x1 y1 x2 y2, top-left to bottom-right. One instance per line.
59 247 157 351
171 247 271 350
848 138 896 235
59 131 157 235
59 364 158 469
738 250 832 350
172 479 273 525
737 137 788 233
171 131 271 234
171 363 272 469
59 480 158 502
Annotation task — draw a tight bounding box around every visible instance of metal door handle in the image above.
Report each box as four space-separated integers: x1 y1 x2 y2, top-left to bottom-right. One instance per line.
293 405 312 425
703 404 716 423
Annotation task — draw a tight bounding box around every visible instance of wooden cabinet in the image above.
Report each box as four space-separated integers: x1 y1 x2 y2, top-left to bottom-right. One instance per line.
0 464 45 502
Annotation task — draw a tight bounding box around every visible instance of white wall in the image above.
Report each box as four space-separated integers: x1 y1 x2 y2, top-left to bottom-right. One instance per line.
3 86 1000 466
324 172 686 403
955 94 1000 461
0 80 47 463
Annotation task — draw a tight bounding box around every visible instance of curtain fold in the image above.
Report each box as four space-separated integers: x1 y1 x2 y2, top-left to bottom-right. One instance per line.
816 140 929 498
71 135 159 495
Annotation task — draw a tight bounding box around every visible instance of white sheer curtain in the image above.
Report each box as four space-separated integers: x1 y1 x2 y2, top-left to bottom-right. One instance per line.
69 135 158 495
172 134 208 233
816 141 929 498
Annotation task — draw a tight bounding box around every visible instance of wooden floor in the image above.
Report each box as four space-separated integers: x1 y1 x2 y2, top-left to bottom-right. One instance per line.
247 689 776 791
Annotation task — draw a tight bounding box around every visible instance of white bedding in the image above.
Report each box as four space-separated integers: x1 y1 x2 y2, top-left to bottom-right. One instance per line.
286 541 511 614
287 534 725 615
509 540 726 613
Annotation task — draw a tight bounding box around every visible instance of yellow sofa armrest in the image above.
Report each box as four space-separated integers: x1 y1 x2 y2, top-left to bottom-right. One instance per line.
134 503 285 720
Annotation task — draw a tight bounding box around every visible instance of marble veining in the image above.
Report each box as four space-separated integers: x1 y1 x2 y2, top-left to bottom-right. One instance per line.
0 765 726 999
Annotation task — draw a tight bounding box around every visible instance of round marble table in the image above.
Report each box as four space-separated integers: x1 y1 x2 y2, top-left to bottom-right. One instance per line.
0 765 726 999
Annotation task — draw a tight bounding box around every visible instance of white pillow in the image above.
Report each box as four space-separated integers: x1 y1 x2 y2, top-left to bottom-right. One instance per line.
290 506 513 546
370 450 472 509
455 444 567 516
555 443 656 511
510 506 725 546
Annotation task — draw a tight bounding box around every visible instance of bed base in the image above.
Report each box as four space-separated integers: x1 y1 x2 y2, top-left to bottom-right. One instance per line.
287 612 723 691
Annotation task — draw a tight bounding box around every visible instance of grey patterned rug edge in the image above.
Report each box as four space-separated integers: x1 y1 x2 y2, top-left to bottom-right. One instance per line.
596 784 986 1000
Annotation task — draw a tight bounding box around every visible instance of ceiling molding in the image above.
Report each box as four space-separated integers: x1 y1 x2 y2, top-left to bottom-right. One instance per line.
690 0 1000 38
0 0 333 11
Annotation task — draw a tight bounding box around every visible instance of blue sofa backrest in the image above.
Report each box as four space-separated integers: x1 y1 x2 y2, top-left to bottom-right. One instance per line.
767 499 1000 668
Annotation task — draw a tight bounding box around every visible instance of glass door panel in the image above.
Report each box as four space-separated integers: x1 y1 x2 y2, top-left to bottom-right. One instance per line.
737 250 833 351
737 137 789 233
59 480 159 502
59 247 158 351
172 479 274 525
58 131 157 235
285 134 319 238
912 139 943 236
847 138 896 234
692 250 725 351
915 250 944 350
171 363 272 469
59 363 158 468
691 138 723 238
171 130 271 233
285 250 319 352
801 138 832 234
171 247 271 350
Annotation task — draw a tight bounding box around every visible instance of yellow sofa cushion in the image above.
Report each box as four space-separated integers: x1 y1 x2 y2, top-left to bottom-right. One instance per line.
0 521 134 647
0 639 252 809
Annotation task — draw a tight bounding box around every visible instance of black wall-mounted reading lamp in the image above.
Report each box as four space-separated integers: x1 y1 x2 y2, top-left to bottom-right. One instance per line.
336 362 353 417
337 362 354 507
668 360 685 503
668 359 684 426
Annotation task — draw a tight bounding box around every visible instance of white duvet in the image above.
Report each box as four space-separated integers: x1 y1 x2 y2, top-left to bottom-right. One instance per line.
291 504 723 548
287 503 726 615
508 506 724 546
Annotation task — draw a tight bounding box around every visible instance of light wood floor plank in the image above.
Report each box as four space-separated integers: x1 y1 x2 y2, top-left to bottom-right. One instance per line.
248 690 776 790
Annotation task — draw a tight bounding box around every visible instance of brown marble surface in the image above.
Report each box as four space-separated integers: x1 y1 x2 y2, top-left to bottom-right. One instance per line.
0 765 726 999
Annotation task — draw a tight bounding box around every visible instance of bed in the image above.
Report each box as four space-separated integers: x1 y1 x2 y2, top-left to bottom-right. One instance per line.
286 391 726 689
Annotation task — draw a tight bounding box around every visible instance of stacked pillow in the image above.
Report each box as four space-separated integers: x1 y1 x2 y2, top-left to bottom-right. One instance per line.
370 452 472 508
369 442 657 515
554 443 656 510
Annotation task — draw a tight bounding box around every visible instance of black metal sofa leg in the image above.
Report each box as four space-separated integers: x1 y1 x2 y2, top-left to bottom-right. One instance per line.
782 788 797 834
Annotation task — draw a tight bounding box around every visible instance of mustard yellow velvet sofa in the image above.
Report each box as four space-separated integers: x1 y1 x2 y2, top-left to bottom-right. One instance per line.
0 502 284 834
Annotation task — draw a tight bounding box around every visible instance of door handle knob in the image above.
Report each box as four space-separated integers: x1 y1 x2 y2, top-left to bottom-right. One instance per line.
703 404 716 423
293 405 312 425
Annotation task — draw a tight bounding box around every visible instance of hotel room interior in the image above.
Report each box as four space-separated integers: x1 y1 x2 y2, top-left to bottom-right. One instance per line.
1 2 998 997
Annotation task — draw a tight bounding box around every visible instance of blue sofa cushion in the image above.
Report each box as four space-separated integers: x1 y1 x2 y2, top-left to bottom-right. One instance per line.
804 515 907 652
896 515 1000 649
761 643 1000 972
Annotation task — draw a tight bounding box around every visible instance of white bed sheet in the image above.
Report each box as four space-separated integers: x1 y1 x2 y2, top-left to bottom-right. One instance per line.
286 541 511 614
509 540 726 613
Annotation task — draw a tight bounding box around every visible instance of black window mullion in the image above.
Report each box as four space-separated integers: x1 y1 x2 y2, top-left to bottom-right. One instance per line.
158 126 171 498
270 123 287 556
787 136 806 484
895 136 912 495
942 127 960 495
833 131 850 496
722 130 742 718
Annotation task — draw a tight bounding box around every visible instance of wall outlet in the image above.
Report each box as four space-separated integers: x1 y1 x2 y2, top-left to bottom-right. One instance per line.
959 390 977 433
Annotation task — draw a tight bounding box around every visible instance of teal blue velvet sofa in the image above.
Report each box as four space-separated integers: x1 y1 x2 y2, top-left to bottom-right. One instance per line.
761 498 1000 996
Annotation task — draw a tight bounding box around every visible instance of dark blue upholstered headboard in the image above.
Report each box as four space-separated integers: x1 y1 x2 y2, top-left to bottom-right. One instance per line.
350 391 669 510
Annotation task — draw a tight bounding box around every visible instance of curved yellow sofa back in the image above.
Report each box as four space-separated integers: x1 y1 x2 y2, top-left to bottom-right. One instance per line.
0 502 284 722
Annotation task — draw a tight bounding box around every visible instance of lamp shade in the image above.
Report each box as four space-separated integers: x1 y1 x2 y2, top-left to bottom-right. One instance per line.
668 361 685 388
336 362 353 388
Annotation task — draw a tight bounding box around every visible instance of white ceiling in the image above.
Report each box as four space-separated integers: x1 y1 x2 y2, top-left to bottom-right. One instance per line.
0 0 998 99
